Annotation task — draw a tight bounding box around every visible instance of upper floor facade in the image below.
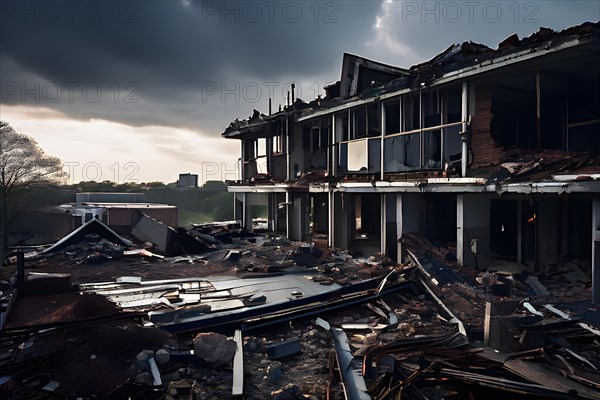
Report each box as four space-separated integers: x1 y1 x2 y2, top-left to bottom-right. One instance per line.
222 22 600 191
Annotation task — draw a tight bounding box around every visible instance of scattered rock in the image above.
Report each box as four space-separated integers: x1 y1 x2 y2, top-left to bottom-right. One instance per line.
134 372 154 386
134 349 154 370
271 383 301 400
155 348 170 365
193 332 236 368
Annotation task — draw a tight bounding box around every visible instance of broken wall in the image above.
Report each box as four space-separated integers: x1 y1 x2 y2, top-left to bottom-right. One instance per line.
470 84 503 167
108 208 178 233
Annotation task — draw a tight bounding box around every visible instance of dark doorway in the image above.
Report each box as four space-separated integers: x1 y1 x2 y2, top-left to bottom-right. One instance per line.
423 194 456 245
521 199 537 266
351 193 381 255
490 199 518 261
311 193 328 235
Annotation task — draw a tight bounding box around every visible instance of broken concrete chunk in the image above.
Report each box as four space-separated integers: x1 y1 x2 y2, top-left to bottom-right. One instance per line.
134 349 155 370
155 348 170 365
193 332 236 368
41 380 60 392
526 276 550 296
134 371 154 386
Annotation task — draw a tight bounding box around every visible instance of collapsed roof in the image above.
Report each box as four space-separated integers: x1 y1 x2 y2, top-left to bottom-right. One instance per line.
222 21 600 137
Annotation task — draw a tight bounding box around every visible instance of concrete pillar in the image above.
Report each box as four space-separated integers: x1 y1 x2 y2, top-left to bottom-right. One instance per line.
380 101 386 181
457 194 465 266
592 198 600 303
396 194 403 263
328 190 335 248
381 194 386 254
241 193 250 231
517 199 523 265
292 194 304 241
285 192 290 239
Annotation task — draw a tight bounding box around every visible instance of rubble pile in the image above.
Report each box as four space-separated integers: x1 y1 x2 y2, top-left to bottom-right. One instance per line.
0 220 597 399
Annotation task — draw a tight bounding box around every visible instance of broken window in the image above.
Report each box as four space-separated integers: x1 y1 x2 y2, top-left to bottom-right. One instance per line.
443 86 463 167
335 111 349 142
311 126 319 154
567 76 600 152
320 116 331 149
422 90 440 128
384 134 420 172
351 106 367 139
403 93 420 131
445 86 462 124
273 125 285 154
368 138 381 173
367 103 381 137
309 124 327 170
384 99 400 135
338 142 348 171
423 130 441 169
491 76 537 149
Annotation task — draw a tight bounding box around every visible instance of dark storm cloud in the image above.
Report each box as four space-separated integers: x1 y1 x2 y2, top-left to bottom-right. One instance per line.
1 1 598 136
363 0 600 67
0 0 380 133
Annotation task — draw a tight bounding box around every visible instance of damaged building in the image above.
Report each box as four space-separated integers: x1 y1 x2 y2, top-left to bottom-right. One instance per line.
1 21 600 400
223 21 600 303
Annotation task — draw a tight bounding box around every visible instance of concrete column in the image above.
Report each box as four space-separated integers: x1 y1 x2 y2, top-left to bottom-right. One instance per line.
457 194 464 266
233 194 237 221
269 193 276 232
517 200 523 265
285 191 290 239
286 118 290 180
592 198 600 303
292 194 304 241
381 194 386 254
242 193 250 231
536 70 541 150
396 193 403 263
380 101 386 181
328 190 335 248
331 114 336 178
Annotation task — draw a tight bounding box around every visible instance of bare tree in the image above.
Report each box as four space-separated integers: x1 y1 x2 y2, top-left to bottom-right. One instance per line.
0 121 67 264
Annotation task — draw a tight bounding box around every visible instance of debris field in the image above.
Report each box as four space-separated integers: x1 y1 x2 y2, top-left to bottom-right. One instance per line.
0 219 598 399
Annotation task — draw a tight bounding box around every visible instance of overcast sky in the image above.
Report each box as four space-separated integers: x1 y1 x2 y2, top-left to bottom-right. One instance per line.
1 0 598 183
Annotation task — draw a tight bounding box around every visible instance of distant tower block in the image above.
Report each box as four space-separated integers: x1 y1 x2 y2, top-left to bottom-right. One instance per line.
178 173 198 188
